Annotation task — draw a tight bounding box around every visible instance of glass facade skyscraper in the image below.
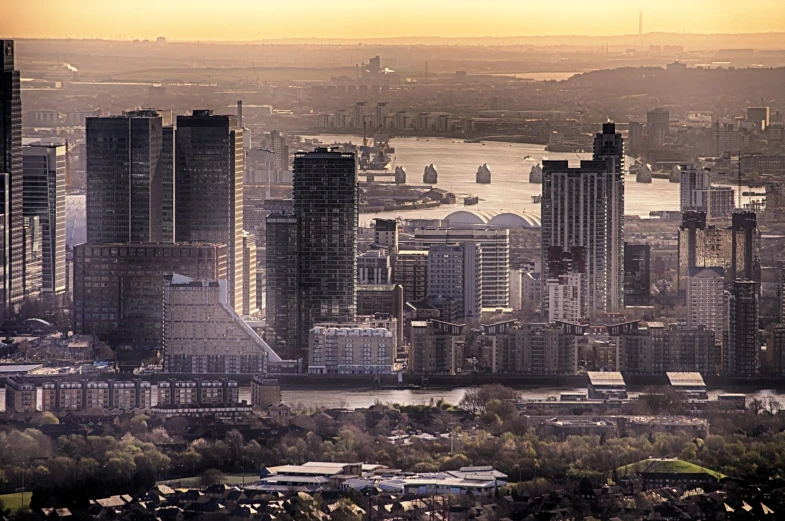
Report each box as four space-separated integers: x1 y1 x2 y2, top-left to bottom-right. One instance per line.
293 149 358 347
175 110 244 311
86 109 174 244
0 40 23 316
22 144 66 297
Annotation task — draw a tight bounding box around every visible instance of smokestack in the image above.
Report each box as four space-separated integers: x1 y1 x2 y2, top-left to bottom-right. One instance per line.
237 100 243 127
639 12 643 36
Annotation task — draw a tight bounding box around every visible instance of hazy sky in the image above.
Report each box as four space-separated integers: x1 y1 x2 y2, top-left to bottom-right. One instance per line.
3 0 785 40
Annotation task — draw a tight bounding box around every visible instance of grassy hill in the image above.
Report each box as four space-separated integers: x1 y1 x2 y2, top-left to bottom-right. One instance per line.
616 458 726 480
0 492 30 513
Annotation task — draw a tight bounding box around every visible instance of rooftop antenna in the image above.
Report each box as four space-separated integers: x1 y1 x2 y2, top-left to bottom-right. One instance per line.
738 151 743 209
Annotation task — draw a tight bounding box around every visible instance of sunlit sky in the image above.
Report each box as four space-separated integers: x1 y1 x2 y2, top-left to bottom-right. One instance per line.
2 0 785 40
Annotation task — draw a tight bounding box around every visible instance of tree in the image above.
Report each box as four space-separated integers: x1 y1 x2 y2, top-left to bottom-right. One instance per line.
749 398 765 414
459 385 520 413
763 396 782 415
199 469 224 487
39 412 60 425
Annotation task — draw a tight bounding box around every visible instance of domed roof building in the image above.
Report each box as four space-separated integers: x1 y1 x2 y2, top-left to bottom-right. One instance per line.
444 210 541 228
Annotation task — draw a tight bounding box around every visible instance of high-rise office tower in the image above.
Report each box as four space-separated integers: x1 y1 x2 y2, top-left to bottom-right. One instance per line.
725 280 759 377
427 243 482 320
541 122 624 316
175 110 244 311
646 108 670 147
86 109 175 244
22 144 66 298
0 41 23 315
293 148 358 347
265 212 298 359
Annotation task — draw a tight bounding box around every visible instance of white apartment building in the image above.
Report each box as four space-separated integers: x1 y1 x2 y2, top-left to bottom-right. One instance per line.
308 324 396 374
427 243 482 319
415 228 510 308
687 266 725 333
547 273 583 323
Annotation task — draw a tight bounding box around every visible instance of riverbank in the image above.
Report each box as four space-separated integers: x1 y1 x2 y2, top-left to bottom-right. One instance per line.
6 372 785 393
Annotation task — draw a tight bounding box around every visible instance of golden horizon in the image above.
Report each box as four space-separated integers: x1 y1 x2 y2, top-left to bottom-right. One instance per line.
2 0 785 41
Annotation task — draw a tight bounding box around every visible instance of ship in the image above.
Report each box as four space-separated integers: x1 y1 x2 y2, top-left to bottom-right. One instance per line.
394 166 407 185
359 133 393 171
529 163 543 184
476 164 492 184
464 138 483 143
423 164 438 184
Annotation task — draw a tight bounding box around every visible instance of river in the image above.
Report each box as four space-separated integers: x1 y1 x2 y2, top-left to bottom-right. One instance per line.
3 386 785 412
301 134 682 224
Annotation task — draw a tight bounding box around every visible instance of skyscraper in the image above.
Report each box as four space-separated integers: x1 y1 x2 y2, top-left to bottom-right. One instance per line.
725 280 759 377
730 211 758 284
0 41 23 315
265 212 298 359
175 110 244 311
293 148 358 347
541 122 624 316
86 109 174 244
676 211 760 293
22 144 66 297
623 243 651 306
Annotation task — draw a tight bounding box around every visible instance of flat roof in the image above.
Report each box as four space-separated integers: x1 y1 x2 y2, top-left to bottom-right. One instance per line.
587 371 626 386
0 364 44 374
667 372 706 387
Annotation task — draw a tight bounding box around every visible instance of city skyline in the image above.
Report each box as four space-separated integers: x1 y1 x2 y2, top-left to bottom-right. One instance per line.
3 0 785 40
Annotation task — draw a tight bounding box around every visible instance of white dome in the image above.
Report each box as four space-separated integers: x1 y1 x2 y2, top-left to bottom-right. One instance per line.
445 210 541 228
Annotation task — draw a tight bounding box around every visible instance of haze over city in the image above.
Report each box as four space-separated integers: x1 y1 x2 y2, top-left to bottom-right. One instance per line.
3 1 785 519
4 0 785 39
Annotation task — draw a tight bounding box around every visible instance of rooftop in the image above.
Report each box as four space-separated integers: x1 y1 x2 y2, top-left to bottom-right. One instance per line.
444 209 541 228
0 363 44 374
587 371 626 386
667 372 707 387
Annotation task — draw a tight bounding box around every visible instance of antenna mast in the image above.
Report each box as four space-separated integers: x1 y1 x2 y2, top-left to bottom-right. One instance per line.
737 151 742 209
